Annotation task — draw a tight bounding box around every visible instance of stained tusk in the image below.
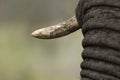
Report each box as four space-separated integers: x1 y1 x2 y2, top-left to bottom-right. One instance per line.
32 16 80 39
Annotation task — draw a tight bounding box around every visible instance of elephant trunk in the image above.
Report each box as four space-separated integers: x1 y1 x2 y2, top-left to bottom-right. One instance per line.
76 0 120 80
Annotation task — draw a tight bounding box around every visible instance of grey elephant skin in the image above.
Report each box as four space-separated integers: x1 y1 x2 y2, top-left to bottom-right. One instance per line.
76 0 120 80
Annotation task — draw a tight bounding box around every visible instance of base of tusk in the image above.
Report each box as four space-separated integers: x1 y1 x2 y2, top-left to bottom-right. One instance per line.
32 16 80 39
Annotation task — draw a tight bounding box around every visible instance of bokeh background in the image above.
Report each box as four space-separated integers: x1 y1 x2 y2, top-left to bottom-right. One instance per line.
0 0 83 80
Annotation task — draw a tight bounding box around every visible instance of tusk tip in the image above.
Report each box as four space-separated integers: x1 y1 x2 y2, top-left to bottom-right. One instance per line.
31 28 50 39
31 30 40 38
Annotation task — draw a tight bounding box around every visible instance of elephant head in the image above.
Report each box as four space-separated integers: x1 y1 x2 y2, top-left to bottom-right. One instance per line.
32 0 120 80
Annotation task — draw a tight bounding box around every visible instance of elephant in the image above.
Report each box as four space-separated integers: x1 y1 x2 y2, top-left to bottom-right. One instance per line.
32 0 120 80
76 0 120 80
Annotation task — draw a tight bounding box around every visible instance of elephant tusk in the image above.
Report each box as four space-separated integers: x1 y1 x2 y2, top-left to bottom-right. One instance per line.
32 16 80 39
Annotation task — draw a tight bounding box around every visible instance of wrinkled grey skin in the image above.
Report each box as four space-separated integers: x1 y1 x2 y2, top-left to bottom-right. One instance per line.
76 0 120 80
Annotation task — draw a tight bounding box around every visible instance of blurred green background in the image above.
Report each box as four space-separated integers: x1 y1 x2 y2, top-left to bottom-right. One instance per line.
0 0 83 80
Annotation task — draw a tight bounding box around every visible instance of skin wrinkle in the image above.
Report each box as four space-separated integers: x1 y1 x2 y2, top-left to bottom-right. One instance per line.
81 69 120 80
82 47 120 63
82 0 120 16
81 59 120 78
82 29 120 50
83 7 120 25
82 8 120 34
76 0 120 80
83 47 120 57
76 0 120 27
82 18 120 34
